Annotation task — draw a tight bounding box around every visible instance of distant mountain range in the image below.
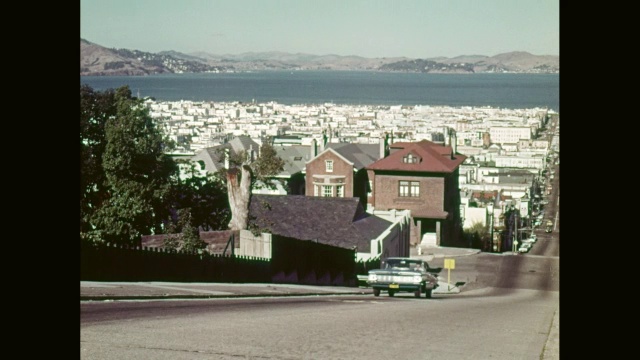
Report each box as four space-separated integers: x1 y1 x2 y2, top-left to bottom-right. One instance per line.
80 38 559 76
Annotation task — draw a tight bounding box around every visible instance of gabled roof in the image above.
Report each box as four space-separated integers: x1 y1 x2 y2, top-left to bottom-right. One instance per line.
367 140 466 173
306 147 354 166
229 135 260 154
326 143 381 170
274 145 311 176
249 195 392 251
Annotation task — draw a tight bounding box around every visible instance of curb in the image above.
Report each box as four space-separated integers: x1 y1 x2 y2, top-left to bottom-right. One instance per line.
81 291 370 302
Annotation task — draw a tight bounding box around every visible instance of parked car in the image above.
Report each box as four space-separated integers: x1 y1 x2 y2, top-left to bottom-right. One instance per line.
545 220 553 233
518 243 532 253
367 257 440 298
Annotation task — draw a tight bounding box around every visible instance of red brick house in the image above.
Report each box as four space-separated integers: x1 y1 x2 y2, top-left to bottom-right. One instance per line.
305 147 354 199
366 140 467 247
305 139 387 207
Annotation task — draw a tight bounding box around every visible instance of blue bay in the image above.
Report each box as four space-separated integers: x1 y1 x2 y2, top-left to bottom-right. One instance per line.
81 71 559 112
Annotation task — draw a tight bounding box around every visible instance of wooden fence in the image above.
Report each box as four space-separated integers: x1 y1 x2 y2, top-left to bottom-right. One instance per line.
80 242 270 282
81 236 362 286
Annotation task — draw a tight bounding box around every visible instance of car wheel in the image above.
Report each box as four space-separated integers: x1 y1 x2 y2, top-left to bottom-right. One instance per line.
425 289 432 298
388 290 395 297
414 288 421 298
373 288 380 297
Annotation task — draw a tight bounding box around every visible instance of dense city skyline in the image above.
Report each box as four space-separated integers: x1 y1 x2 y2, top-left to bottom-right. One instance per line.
80 0 560 59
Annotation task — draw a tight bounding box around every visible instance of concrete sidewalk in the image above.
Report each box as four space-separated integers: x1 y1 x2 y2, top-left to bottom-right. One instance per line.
80 278 466 301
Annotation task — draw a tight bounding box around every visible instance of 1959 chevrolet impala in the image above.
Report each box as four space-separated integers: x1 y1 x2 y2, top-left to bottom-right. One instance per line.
367 257 441 298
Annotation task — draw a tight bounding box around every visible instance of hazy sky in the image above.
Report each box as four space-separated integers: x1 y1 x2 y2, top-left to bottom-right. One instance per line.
80 0 559 59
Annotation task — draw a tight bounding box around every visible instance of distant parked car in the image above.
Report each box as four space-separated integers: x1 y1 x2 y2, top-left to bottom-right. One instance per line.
518 243 532 253
367 257 440 298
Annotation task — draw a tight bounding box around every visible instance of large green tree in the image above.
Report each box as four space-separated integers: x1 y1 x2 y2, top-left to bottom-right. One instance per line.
80 84 118 234
168 160 230 231
80 85 178 245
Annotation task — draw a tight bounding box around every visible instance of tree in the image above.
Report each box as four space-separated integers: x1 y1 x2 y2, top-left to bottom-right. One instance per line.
226 164 253 231
168 160 230 231
463 221 490 250
221 138 285 231
81 85 178 245
163 208 207 253
80 84 118 235
251 140 286 188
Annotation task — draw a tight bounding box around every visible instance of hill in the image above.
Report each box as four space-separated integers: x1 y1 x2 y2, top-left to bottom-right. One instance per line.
80 39 559 76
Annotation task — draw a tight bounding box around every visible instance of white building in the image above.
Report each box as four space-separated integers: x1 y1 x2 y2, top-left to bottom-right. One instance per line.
489 126 532 144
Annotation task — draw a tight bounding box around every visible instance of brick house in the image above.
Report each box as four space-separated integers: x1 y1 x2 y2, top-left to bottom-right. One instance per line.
305 138 387 207
305 147 355 199
366 139 467 247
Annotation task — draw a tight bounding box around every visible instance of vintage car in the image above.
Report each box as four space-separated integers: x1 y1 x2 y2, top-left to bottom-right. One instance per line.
367 257 440 298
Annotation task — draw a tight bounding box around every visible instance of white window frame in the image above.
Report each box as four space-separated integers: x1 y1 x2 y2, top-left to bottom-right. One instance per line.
323 185 333 197
325 160 333 172
399 181 409 197
410 181 420 197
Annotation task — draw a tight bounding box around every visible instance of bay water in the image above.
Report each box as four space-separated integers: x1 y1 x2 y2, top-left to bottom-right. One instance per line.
81 71 559 112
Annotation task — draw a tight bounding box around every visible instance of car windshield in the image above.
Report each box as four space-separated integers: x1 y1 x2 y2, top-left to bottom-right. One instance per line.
385 259 422 270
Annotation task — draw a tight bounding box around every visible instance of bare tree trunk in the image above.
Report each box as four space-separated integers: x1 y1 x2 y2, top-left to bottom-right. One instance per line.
227 165 252 230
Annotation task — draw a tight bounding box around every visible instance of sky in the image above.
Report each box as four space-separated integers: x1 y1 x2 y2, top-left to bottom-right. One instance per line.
80 0 559 59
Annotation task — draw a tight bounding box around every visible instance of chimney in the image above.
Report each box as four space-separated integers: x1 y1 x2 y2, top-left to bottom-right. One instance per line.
451 131 457 159
224 148 230 169
249 145 255 162
379 136 386 159
444 127 449 146
311 138 317 158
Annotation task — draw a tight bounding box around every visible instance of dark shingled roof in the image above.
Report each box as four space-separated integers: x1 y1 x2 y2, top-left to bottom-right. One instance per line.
326 143 381 170
274 144 311 176
249 195 392 251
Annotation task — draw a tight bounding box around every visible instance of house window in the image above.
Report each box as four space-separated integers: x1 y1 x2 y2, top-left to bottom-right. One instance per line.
399 181 409 197
323 185 333 197
399 180 420 197
337 185 344 197
403 154 418 163
325 160 333 172
410 181 420 197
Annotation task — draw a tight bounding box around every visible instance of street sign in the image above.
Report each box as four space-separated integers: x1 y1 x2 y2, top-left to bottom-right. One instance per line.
444 258 455 290
444 258 455 269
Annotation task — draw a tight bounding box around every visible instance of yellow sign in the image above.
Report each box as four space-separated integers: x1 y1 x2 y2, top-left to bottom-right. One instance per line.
444 258 455 269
